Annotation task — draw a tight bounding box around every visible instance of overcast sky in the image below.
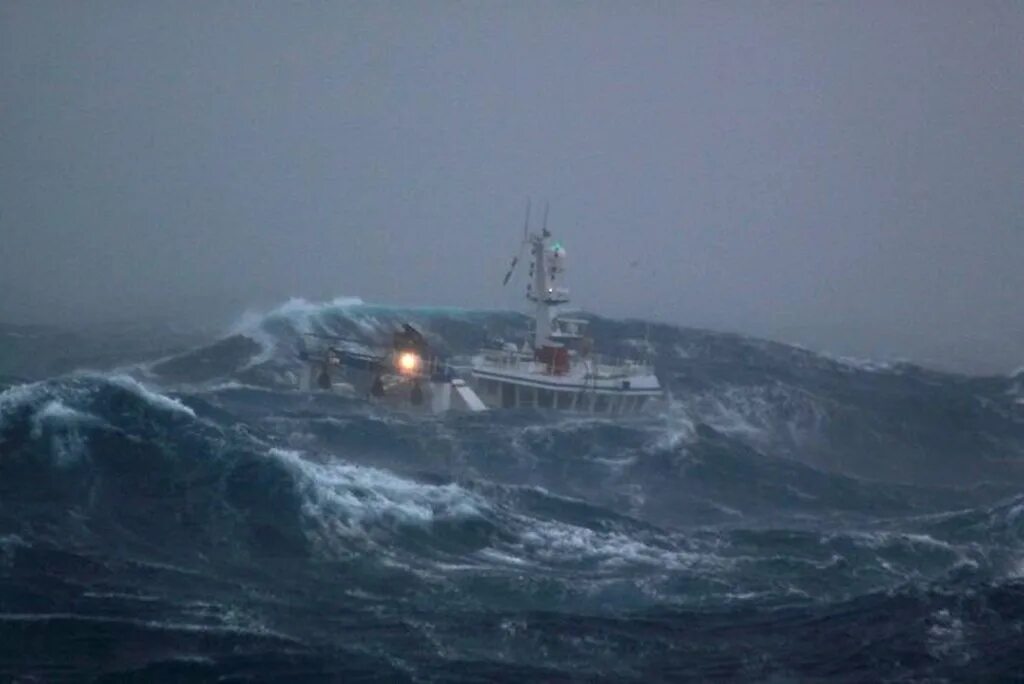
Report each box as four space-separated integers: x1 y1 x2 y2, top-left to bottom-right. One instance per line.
2 1 1022 372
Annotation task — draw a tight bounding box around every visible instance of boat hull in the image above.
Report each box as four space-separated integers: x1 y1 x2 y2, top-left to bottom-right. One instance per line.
470 367 662 414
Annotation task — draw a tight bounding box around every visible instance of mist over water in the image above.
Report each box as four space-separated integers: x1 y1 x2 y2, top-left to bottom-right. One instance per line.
2 2 1023 372
2 299 1024 680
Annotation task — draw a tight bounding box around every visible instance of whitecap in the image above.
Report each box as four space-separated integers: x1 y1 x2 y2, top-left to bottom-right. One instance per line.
268 448 487 543
30 400 96 438
107 374 196 418
229 296 366 368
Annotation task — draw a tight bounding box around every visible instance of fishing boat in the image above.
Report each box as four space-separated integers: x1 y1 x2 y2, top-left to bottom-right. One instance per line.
468 207 663 414
298 207 663 415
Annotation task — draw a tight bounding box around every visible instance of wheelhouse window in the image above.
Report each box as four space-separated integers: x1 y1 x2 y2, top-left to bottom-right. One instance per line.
537 389 554 409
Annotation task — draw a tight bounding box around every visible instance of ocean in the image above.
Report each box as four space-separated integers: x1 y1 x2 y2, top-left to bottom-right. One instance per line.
1 298 1023 682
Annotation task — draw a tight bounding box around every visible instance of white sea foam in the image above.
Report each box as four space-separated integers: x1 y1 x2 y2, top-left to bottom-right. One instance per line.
267 447 721 575
840 530 959 553
193 380 267 394
0 380 47 426
30 400 95 436
0 612 294 640
510 517 719 573
268 448 486 543
0 384 96 464
82 591 162 602
477 548 529 566
107 374 196 418
231 296 366 367
649 402 697 450
238 296 366 334
927 608 971 664
2 374 195 437
27 400 97 465
231 311 279 367
675 383 831 452
822 353 896 373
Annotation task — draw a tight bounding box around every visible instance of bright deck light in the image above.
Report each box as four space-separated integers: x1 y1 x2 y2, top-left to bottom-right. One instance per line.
397 351 420 374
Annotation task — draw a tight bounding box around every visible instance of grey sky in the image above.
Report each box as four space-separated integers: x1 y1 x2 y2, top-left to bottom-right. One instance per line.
2 2 1022 372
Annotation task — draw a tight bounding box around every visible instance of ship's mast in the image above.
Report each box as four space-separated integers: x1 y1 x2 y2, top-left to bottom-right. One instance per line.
526 208 569 350
529 231 552 349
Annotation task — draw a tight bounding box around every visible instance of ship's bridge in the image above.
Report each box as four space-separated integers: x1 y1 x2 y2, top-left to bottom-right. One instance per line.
550 317 587 341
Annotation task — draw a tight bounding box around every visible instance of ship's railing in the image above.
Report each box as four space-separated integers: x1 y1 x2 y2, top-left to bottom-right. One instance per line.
585 355 655 378
476 349 538 371
476 348 654 377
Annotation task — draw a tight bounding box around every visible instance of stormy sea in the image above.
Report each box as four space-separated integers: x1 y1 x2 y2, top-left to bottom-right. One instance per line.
2 297 1023 682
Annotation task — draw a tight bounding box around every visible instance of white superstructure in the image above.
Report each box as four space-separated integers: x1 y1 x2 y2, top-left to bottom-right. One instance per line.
470 217 663 414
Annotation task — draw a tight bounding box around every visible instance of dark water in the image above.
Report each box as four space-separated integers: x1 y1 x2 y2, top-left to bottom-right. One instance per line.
2 299 1024 682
